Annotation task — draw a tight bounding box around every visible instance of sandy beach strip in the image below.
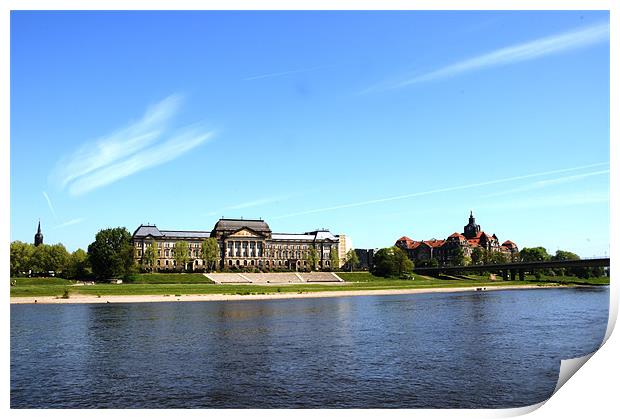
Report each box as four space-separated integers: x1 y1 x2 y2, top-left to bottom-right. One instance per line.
10 284 559 305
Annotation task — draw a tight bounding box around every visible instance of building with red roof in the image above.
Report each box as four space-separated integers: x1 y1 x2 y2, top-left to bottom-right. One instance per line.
395 212 518 265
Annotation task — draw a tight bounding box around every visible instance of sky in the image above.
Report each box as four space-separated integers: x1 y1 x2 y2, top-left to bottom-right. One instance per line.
10 10 610 257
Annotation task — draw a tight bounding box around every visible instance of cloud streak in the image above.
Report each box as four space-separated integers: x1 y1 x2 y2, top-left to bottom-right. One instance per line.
483 169 609 198
243 65 332 81
273 162 609 219
52 94 214 196
42 191 57 222
52 218 85 230
366 22 609 92
205 196 287 217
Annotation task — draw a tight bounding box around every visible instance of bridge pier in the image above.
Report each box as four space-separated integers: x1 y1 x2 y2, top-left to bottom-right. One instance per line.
519 270 525 281
510 269 517 281
502 270 508 281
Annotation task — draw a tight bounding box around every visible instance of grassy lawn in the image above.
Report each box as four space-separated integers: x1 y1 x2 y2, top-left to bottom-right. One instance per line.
9 272 608 298
459 273 609 286
130 273 215 284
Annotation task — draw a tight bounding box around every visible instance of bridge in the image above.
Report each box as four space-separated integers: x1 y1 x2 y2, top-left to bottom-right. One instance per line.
413 258 610 280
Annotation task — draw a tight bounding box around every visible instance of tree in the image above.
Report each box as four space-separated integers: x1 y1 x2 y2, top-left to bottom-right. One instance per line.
372 246 413 278
489 251 509 265
451 247 466 267
28 243 69 275
305 246 319 271
201 238 219 272
345 249 360 272
143 239 158 272
65 249 90 279
88 227 134 280
551 250 580 276
393 247 414 276
10 241 34 276
552 250 580 261
471 247 484 265
520 247 550 262
329 247 340 271
173 240 190 271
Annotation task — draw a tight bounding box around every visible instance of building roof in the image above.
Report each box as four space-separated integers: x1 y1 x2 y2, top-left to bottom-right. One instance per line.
424 239 445 248
212 218 271 233
312 230 339 241
272 233 315 241
133 225 164 238
271 230 339 242
160 230 212 239
133 225 212 240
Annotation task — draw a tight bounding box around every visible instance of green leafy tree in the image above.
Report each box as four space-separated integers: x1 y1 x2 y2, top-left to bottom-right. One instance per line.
329 247 340 271
393 247 414 276
87 227 134 280
552 250 580 261
65 249 90 279
201 238 219 271
551 250 580 276
345 249 360 272
50 244 70 274
451 247 466 266
173 240 190 271
471 247 484 265
28 244 69 275
372 246 413 277
489 251 509 264
520 247 550 262
143 239 158 272
305 246 319 271
10 241 34 276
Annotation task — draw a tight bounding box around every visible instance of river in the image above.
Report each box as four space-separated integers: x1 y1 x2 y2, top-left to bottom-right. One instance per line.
10 287 609 408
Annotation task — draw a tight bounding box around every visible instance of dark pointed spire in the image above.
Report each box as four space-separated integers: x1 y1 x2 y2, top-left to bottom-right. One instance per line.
34 220 43 246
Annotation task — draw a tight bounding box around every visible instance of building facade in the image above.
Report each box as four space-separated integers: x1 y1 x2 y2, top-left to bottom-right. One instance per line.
395 212 518 265
132 218 344 271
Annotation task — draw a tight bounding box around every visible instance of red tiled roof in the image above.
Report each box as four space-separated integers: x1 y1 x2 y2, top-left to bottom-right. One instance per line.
424 239 445 248
502 240 516 247
448 232 465 239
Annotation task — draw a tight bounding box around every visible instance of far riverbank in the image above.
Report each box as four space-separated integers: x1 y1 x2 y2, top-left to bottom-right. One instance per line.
10 283 596 305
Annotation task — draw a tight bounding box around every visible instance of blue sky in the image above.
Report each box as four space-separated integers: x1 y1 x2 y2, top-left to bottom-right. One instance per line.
10 10 609 256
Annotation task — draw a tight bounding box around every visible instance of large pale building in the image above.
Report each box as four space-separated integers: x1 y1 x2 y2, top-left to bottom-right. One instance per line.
132 218 344 271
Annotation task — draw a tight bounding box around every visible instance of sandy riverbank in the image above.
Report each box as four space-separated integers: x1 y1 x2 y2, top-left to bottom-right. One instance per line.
10 284 562 305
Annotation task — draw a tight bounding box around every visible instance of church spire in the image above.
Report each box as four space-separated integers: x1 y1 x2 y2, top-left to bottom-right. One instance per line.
34 220 43 246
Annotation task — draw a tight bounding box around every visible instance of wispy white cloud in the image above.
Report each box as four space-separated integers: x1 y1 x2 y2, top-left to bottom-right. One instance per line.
243 65 332 81
42 191 57 222
227 197 283 210
365 22 609 92
481 190 608 211
51 94 215 196
273 162 608 219
205 196 287 217
52 218 85 230
483 169 609 198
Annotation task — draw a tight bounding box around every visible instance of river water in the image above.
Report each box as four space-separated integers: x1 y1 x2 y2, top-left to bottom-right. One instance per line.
11 287 609 408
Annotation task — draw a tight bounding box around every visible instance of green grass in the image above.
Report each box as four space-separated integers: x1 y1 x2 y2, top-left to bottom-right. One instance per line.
461 273 609 286
11 277 77 286
129 273 215 284
10 272 608 298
